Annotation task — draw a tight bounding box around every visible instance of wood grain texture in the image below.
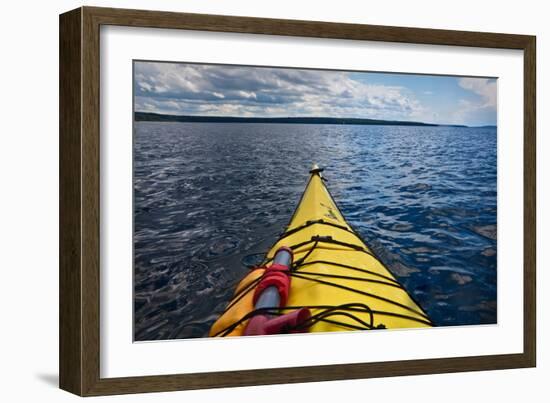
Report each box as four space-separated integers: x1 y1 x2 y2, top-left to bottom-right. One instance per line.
523 38 536 367
85 353 531 396
81 6 102 396
59 8 83 396
58 6 537 396
86 6 532 49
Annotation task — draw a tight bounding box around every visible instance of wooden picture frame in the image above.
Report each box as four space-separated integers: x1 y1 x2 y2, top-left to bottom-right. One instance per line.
59 6 536 396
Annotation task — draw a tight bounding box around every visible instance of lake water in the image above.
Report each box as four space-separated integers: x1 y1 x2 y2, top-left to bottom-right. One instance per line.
133 122 497 341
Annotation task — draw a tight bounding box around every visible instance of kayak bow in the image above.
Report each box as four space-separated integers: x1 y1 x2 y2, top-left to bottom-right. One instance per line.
210 165 432 337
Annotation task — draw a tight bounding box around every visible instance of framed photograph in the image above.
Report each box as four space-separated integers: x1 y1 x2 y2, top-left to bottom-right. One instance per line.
59 6 536 396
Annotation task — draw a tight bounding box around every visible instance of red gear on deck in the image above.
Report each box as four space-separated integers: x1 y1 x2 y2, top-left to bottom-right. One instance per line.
244 308 311 336
253 263 291 307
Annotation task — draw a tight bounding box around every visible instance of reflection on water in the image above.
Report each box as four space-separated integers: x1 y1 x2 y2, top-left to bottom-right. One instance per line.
134 122 497 340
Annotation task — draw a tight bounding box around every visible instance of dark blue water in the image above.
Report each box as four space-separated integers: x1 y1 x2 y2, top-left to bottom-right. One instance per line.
133 122 497 341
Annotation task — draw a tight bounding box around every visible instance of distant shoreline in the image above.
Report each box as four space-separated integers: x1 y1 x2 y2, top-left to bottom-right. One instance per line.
134 112 489 128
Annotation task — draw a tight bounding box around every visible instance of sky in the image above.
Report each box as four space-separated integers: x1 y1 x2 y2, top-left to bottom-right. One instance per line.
134 61 497 127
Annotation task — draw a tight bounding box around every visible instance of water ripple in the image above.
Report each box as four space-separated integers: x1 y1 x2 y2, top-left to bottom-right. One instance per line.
134 122 497 340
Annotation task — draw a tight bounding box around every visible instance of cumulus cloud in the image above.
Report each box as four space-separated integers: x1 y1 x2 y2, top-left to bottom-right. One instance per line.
458 77 497 109
134 62 424 120
449 77 498 125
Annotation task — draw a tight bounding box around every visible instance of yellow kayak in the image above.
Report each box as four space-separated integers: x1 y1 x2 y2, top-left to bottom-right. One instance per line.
210 165 432 337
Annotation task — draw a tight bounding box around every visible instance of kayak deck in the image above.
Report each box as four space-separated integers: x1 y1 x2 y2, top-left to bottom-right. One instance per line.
210 167 432 337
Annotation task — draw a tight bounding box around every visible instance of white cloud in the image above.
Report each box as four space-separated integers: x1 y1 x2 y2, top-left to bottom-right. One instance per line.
134 62 425 121
458 78 497 109
450 78 498 125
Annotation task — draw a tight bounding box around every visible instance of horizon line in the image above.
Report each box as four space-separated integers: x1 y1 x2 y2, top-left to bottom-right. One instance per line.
134 111 498 128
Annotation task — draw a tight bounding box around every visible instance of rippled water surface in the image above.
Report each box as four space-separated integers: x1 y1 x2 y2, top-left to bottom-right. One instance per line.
134 122 497 341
